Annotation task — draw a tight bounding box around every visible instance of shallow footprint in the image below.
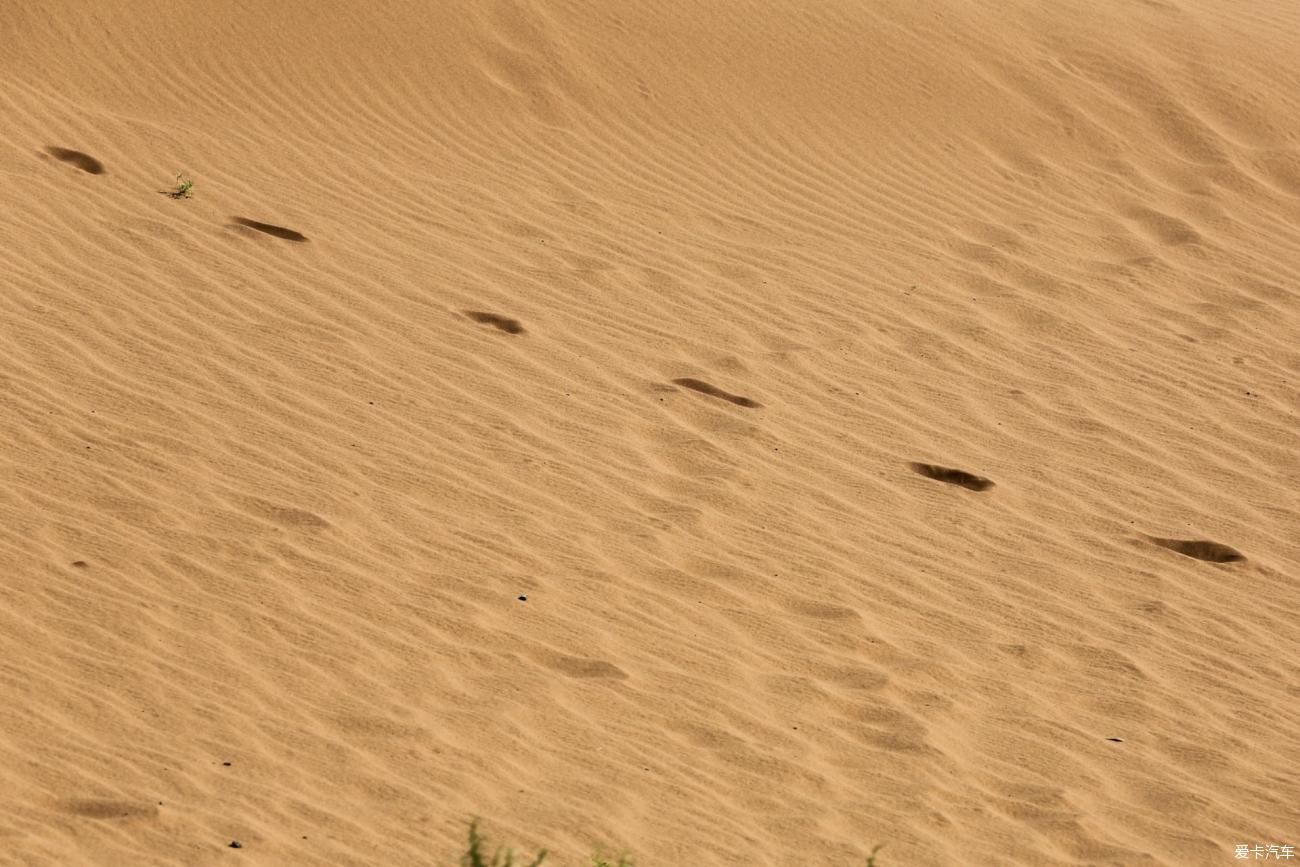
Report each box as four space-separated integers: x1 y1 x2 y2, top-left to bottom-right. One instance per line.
909 462 994 492
45 146 106 175
671 378 761 409
1147 537 1244 563
538 652 628 680
231 217 308 242
236 495 330 529
62 799 158 820
464 311 525 334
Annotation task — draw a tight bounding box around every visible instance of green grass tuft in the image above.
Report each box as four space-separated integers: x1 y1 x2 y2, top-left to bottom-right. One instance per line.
458 820 882 866
461 819 547 867
168 172 193 199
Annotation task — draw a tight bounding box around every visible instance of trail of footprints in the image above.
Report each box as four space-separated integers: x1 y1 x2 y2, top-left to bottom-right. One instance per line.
455 304 1243 563
48 143 1249 576
43 131 1253 859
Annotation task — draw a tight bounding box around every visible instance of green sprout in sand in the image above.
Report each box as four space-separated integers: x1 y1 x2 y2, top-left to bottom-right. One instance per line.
454 818 882 866
462 819 547 866
168 172 193 199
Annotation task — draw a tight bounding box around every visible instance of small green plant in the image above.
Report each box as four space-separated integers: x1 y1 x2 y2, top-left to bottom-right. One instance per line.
456 819 872 866
462 819 547 867
168 172 193 199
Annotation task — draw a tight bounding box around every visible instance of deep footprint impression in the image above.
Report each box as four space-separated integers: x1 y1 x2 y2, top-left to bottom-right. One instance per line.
909 462 995 492
671 378 761 408
231 217 309 242
464 311 525 334
1147 537 1245 563
45 146 106 175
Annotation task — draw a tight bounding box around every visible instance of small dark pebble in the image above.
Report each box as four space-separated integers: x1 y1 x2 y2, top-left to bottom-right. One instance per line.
222 762 232 766
229 841 242 849
518 595 528 602
1106 737 1123 743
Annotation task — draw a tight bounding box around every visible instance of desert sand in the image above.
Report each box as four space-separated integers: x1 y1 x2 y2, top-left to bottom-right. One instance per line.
2 1 1298 864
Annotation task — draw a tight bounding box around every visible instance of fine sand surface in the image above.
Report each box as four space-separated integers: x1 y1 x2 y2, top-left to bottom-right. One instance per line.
2 1 1299 865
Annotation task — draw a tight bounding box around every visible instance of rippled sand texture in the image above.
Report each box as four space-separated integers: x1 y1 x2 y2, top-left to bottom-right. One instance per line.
2 1 1298 865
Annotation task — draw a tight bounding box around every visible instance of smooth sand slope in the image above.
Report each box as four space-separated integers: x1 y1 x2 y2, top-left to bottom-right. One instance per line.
2 1 1299 864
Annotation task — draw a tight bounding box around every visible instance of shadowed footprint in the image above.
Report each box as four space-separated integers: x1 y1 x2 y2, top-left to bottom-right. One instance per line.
538 652 628 680
783 600 862 622
45 147 105 175
62 799 158 820
231 217 308 242
909 462 994 492
234 496 330 529
672 378 761 408
464 311 525 334
1147 537 1244 563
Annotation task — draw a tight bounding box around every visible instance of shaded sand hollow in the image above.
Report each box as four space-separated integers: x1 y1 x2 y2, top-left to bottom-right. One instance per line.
2 1 1298 865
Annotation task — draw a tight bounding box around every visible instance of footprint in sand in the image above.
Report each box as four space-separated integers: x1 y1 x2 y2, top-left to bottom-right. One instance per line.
909 462 994 492
671 378 761 409
62 799 158 820
464 311 526 334
45 146 106 175
231 217 308 242
1146 537 1244 563
537 651 628 680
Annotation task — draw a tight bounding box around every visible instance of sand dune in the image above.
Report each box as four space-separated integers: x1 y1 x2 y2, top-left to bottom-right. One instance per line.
2 1 1298 864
